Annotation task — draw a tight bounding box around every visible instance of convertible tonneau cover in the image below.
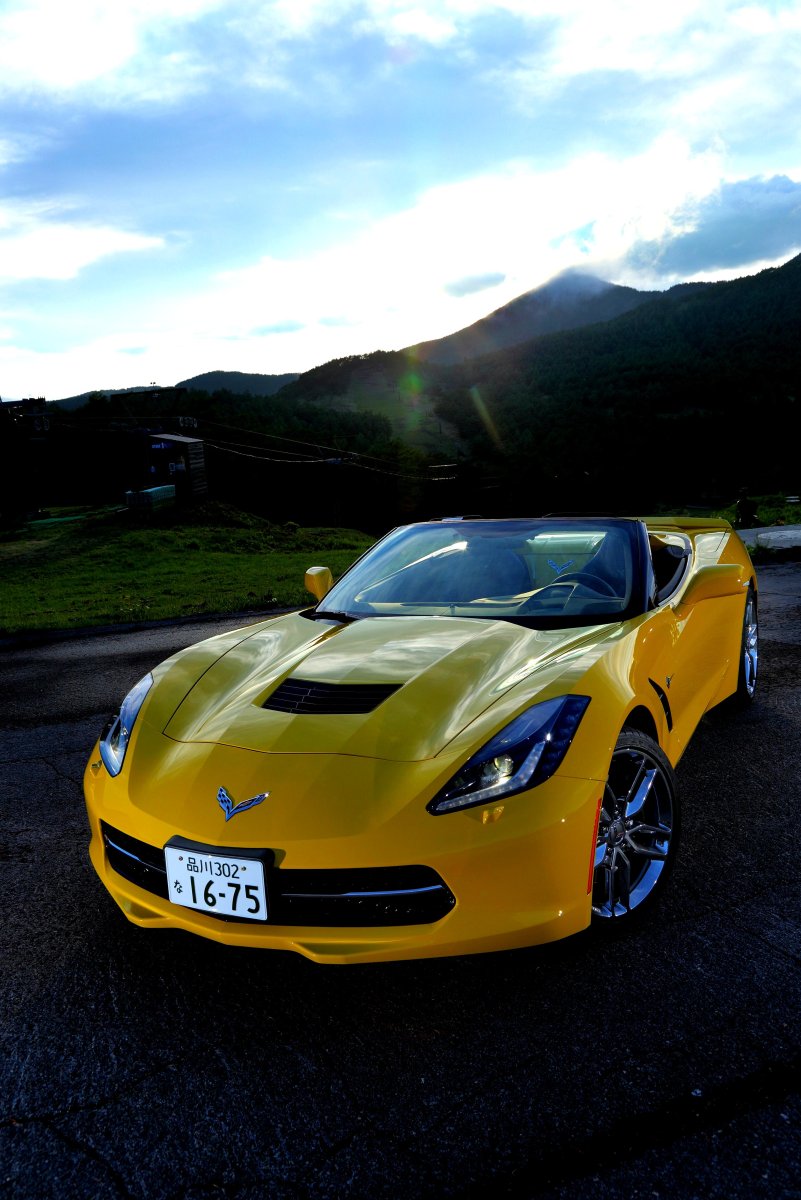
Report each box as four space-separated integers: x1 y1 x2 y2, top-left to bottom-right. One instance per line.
641 516 733 534
543 513 734 535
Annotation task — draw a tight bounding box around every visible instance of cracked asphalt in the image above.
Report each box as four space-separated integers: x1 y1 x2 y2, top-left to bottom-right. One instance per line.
2 567 800 1199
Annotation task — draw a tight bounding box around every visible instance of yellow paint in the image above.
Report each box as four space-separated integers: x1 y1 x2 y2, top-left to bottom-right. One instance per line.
84 518 755 962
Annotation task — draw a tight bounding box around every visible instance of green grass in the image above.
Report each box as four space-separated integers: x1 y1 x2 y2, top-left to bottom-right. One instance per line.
0 503 374 634
709 494 801 528
722 493 801 563
650 495 801 526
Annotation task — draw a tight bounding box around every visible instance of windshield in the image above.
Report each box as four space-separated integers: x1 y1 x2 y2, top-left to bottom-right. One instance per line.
315 519 648 628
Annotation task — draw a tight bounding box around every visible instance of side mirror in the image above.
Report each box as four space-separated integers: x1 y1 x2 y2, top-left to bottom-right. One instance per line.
305 566 334 601
676 564 746 608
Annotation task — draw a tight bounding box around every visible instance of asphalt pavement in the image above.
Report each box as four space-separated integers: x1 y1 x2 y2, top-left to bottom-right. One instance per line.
1 567 800 1199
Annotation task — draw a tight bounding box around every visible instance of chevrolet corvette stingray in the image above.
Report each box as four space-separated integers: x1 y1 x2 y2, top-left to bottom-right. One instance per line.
84 516 757 962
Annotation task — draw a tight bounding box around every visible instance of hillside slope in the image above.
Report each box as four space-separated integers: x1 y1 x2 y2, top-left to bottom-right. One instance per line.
177 370 299 395
409 271 660 364
434 254 801 505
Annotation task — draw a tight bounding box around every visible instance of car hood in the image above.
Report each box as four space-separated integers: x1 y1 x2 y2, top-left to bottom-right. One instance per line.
159 613 613 762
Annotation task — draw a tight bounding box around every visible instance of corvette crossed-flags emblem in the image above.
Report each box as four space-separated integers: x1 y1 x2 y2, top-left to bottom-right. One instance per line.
217 786 269 821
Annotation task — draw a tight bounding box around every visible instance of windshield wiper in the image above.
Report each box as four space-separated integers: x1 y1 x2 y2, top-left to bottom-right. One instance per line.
308 609 358 623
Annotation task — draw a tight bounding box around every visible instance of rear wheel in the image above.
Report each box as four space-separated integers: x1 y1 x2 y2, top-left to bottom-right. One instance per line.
733 586 758 704
592 730 678 922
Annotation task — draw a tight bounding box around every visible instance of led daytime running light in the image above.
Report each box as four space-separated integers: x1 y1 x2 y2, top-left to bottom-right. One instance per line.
428 695 590 815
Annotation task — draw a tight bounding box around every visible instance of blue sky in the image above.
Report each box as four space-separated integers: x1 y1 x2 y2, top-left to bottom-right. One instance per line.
1 0 800 398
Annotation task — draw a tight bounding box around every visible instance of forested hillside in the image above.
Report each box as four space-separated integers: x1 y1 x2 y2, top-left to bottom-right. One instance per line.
176 370 299 395
34 385 425 530
30 255 801 524
431 255 801 509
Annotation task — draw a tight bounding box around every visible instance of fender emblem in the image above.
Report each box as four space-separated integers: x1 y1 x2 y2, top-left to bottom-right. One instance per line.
217 786 269 821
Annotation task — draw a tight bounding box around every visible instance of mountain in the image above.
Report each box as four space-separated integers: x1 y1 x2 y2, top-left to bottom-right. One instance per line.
273 351 454 452
46 255 801 508
53 385 176 411
177 370 299 395
270 272 710 453
408 271 661 365
433 253 801 506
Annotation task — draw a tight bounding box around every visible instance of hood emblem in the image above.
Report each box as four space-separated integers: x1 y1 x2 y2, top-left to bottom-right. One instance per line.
548 558 575 575
217 786 269 821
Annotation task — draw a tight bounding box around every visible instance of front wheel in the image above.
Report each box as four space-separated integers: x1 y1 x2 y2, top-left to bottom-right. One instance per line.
592 730 679 922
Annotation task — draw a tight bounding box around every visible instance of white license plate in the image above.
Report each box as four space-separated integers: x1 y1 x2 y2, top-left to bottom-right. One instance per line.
165 847 267 921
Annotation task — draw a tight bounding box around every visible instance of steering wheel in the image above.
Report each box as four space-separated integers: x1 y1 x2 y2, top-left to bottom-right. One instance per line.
518 573 618 613
518 580 577 612
554 571 618 597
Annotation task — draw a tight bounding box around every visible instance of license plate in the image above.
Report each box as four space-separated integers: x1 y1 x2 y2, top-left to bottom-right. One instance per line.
165 846 267 921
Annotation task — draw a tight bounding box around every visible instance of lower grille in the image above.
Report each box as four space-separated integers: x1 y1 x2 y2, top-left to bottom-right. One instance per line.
103 824 169 900
101 823 455 927
271 864 454 926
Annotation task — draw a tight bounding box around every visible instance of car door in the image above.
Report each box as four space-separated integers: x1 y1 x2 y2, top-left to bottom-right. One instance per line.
642 532 738 759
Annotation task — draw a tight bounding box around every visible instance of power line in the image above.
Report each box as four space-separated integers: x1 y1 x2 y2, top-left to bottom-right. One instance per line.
204 441 428 479
197 417 412 470
204 435 321 461
52 413 433 479
204 442 326 463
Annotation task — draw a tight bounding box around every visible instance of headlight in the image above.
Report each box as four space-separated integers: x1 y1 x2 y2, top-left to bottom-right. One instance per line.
427 695 591 815
99 673 153 777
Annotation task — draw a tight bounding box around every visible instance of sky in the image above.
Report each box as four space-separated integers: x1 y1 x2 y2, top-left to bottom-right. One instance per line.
1 0 800 399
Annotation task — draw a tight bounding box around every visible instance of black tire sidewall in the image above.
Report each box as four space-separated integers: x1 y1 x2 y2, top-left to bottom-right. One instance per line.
591 729 680 930
734 584 758 705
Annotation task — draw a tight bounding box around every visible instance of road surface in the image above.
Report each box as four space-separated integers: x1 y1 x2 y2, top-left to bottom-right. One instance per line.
2 567 800 1198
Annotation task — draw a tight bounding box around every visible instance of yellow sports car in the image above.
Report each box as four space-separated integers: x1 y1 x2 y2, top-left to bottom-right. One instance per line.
84 516 757 963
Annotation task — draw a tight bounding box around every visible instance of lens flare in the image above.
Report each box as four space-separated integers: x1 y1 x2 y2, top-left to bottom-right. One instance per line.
470 386 503 450
400 371 423 397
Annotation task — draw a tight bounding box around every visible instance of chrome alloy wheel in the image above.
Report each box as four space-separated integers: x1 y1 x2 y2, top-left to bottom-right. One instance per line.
742 591 759 699
592 733 677 920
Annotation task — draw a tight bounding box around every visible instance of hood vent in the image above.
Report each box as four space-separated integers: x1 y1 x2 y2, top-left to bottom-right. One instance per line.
263 677 401 715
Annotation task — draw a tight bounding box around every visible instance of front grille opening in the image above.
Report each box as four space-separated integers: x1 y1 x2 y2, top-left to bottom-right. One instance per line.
103 823 169 900
100 823 455 927
262 678 401 715
270 864 455 926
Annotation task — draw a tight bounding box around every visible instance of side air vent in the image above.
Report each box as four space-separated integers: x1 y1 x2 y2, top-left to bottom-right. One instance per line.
648 678 674 732
262 677 401 715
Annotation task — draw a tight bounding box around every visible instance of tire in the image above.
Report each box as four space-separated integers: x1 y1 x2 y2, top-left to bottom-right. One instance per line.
733 585 758 705
592 730 679 923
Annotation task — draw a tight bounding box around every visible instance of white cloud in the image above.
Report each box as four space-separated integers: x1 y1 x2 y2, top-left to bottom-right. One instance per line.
495 0 801 142
0 133 41 166
0 0 795 123
353 3 459 43
494 0 797 83
0 0 224 100
0 133 743 396
202 132 722 324
619 172 801 281
618 250 798 291
0 0 469 104
0 2 796 395
0 201 163 281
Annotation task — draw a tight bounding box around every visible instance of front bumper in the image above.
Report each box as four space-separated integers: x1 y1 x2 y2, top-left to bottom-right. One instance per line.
84 744 602 964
